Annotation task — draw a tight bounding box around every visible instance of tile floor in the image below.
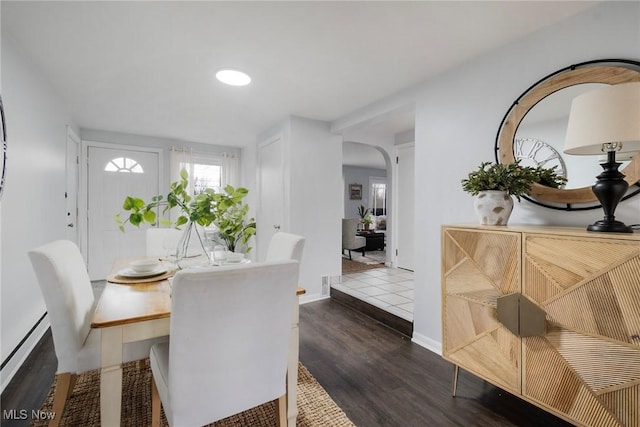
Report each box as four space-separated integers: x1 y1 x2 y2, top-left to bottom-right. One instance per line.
333 265 415 321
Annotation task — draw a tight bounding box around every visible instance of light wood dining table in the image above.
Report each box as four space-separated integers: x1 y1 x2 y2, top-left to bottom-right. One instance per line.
91 259 305 427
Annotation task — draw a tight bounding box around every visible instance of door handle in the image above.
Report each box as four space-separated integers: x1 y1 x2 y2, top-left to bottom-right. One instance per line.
67 223 74 228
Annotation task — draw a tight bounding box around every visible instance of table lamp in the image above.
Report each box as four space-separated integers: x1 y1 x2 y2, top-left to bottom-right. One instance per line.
564 81 640 233
598 151 638 163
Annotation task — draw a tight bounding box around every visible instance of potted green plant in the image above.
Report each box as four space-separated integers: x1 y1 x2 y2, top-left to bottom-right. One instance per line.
116 169 256 262
362 215 373 231
357 205 371 230
208 186 256 253
461 161 566 225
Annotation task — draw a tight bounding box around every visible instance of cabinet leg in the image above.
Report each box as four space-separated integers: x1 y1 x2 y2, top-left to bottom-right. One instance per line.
452 364 459 397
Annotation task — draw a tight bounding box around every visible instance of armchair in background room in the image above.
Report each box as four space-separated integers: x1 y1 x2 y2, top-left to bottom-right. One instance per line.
342 218 365 260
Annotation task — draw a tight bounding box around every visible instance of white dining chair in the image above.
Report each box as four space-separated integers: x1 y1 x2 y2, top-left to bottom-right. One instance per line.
145 228 182 258
28 240 167 426
265 231 305 262
342 218 366 260
150 260 300 427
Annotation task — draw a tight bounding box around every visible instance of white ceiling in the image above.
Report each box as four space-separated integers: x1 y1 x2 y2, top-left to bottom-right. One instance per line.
1 1 597 148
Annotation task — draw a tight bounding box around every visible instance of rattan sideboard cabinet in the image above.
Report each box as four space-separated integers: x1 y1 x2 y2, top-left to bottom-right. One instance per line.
442 224 640 427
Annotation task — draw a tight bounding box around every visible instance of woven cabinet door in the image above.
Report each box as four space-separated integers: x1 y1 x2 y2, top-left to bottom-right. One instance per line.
442 227 521 394
522 234 640 427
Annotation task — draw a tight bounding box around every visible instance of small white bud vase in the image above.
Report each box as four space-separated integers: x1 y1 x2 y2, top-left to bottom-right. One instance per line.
473 190 513 225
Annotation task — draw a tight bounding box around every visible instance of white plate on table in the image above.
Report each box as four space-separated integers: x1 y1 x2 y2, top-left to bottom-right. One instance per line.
222 259 250 265
117 266 167 278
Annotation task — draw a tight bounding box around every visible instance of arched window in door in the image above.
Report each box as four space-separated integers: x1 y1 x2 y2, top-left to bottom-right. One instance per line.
104 157 144 173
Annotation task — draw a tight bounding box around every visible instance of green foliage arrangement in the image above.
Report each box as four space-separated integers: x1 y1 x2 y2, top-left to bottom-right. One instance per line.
533 166 568 189
115 169 256 253
357 205 370 221
210 187 256 253
461 161 566 201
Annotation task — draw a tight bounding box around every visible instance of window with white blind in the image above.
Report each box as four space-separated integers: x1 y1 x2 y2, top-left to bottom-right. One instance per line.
369 177 387 216
170 147 238 196
191 155 223 194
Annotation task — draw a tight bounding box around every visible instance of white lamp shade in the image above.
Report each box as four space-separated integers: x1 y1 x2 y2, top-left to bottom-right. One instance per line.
564 82 640 155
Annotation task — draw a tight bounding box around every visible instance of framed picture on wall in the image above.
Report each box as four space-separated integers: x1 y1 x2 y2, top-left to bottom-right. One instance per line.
349 183 362 200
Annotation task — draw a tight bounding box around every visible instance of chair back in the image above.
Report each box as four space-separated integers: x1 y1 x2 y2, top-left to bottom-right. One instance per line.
167 260 299 426
342 218 360 247
146 228 182 257
28 240 95 373
265 232 305 262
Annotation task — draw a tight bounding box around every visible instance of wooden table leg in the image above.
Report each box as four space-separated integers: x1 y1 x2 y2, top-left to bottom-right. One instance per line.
100 326 123 427
286 299 300 427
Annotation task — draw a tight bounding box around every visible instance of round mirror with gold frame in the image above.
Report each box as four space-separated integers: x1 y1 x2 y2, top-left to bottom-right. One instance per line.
495 59 640 210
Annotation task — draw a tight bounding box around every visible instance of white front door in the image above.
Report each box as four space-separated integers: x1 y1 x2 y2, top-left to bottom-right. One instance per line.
257 135 286 261
395 143 415 271
86 145 160 279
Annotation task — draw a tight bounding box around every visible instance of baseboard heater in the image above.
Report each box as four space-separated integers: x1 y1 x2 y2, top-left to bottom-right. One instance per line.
1 312 47 370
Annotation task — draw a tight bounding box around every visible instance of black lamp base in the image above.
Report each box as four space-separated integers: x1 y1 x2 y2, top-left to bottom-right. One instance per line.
588 151 633 234
587 220 633 233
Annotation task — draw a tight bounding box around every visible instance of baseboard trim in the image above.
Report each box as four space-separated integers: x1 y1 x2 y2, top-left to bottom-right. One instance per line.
299 293 330 305
412 332 442 355
1 314 50 393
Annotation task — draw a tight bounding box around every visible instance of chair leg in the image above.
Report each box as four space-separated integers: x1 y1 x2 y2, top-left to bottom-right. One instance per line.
151 376 161 427
275 394 287 427
49 372 76 427
348 250 352 260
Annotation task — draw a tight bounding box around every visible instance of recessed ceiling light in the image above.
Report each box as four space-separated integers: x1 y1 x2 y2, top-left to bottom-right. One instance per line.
216 69 251 86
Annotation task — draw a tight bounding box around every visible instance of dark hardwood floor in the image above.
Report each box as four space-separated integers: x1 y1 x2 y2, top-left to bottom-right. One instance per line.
299 299 570 427
1 331 57 427
2 298 570 426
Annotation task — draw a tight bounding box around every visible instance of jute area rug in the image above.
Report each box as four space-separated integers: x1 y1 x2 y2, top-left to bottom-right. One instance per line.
32 360 355 427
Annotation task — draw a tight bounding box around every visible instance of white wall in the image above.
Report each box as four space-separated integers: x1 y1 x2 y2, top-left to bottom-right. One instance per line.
1 38 77 388
290 117 343 299
255 116 342 301
343 165 387 219
412 2 640 351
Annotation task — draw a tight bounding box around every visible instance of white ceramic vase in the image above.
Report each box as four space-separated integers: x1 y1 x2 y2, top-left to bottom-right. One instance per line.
473 190 513 225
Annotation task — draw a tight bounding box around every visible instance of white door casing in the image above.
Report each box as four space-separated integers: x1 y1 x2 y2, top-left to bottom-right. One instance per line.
394 143 415 271
84 142 162 280
257 135 286 261
65 126 80 244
